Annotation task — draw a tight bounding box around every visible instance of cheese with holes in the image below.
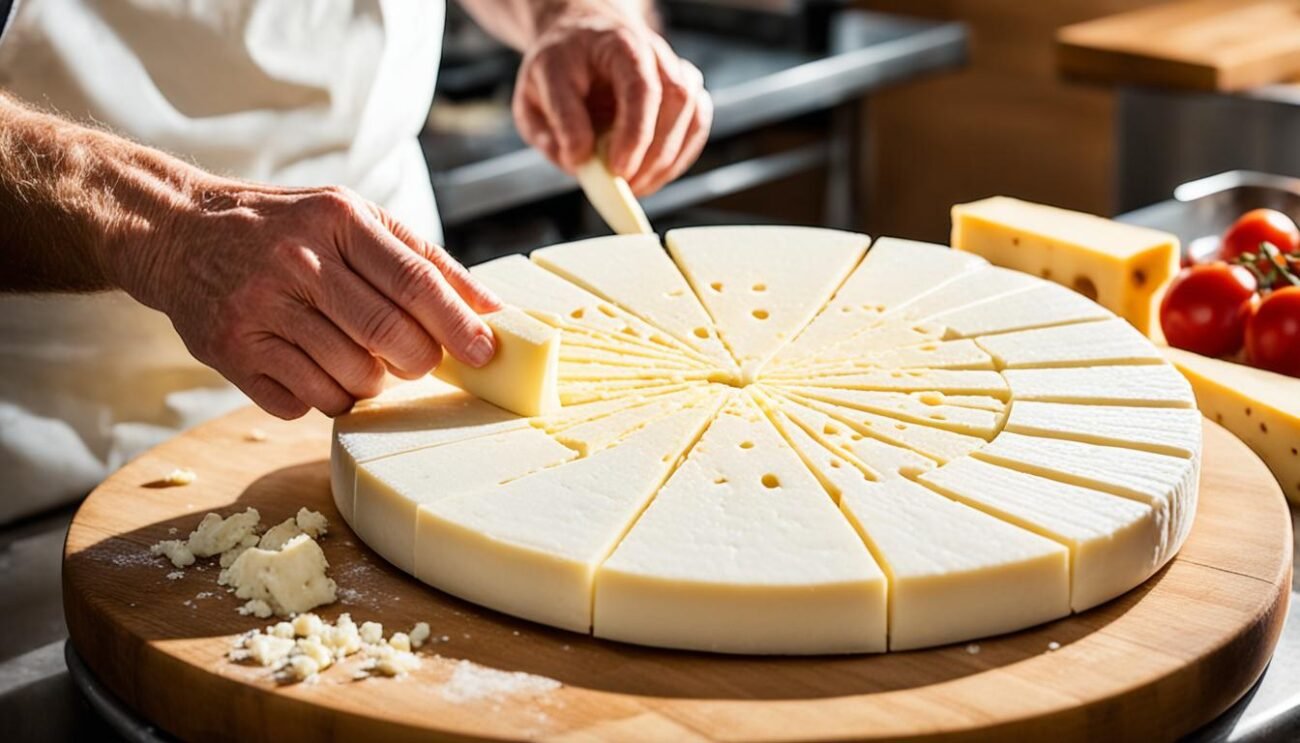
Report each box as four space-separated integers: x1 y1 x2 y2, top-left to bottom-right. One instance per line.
780 386 1005 438
951 196 1179 335
1164 346 1300 502
434 306 560 417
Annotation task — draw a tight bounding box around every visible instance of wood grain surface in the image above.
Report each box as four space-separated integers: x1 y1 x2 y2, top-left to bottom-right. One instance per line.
1057 0 1300 91
63 406 1292 742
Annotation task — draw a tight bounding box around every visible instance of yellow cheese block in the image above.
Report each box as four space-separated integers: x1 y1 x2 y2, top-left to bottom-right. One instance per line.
951 196 1179 335
434 306 560 417
1163 346 1300 503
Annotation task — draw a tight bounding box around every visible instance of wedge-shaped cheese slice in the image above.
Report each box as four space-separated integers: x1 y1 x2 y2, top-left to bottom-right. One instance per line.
1005 401 1201 458
770 318 948 371
558 361 713 383
1164 346 1300 503
784 393 988 464
558 379 700 406
1003 364 1194 407
532 384 690 432
771 238 986 365
977 318 1165 369
975 432 1199 561
353 428 576 572
666 226 869 373
792 368 1009 398
416 394 724 632
928 282 1113 339
471 255 709 363
532 235 738 371
575 154 652 235
920 457 1160 612
841 478 1070 651
434 306 560 417
759 389 935 480
766 339 995 378
888 265 1042 323
778 386 1006 438
594 394 886 654
561 343 700 370
554 388 713 455
331 377 526 523
951 196 1178 335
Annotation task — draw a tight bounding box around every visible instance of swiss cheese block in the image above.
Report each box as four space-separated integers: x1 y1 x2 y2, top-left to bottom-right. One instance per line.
666 226 869 374
434 306 560 417
951 196 1179 335
1164 346 1300 502
532 235 738 372
416 393 724 631
575 153 653 235
594 394 887 654
353 428 576 572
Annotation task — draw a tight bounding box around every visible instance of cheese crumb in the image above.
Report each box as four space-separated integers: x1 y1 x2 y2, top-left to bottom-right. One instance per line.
150 539 195 569
1048 641 1061 652
231 612 431 683
292 613 324 639
270 622 295 639
239 599 273 618
245 428 268 442
965 643 981 655
222 534 337 618
163 468 197 486
166 570 185 581
361 643 420 678
246 634 295 666
360 621 384 645
389 632 411 653
295 508 329 538
188 508 261 558
409 622 431 649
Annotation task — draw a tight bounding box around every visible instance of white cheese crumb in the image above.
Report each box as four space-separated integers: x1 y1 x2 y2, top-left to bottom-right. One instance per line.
292 613 324 639
244 428 268 442
166 570 185 581
245 634 295 666
187 508 261 558
295 508 329 538
361 643 420 678
389 632 411 653
409 622 431 649
167 527 178 535
285 655 320 681
150 539 195 569
965 643 981 655
222 534 336 618
1048 641 1061 651
258 517 305 551
270 622 295 639
163 468 197 486
238 599 273 618
218 534 259 569
360 621 384 645
438 660 560 703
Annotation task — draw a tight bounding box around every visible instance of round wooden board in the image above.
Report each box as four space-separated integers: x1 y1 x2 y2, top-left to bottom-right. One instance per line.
64 407 1292 743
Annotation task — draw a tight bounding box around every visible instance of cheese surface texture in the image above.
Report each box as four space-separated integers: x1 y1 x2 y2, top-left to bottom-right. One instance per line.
332 227 1202 655
433 305 561 417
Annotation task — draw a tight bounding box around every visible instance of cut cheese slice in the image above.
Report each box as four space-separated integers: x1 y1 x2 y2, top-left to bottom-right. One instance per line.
920 457 1159 611
771 238 986 365
575 154 652 235
889 266 1042 322
975 431 1199 561
766 339 995 378
434 306 560 417
1164 346 1300 503
561 343 700 369
779 386 1006 438
1003 364 1194 407
951 196 1179 335
532 235 738 371
666 225 869 372
771 318 948 371
532 385 690 432
781 392 988 464
558 379 702 406
353 428 576 572
977 318 1165 369
594 394 887 654
928 282 1113 339
416 393 724 632
1005 401 1202 458
558 362 713 383
792 368 1009 398
553 388 713 455
331 377 526 523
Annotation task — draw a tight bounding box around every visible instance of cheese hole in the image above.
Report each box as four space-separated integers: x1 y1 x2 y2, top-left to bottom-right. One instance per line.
1011 236 1021 246
739 440 754 449
1072 276 1098 301
714 476 727 485
710 281 724 292
666 289 685 298
570 308 585 319
1261 422 1269 434
1245 406 1253 417
901 465 928 479
894 423 907 430
1132 269 1147 288
1291 447 1297 456
851 433 864 440
875 304 887 312
830 460 842 468
761 474 780 489
930 413 948 421
752 282 767 292
752 309 770 320
840 306 853 313
694 327 710 339
823 423 839 435
918 391 944 406
1041 268 1053 280
598 305 617 318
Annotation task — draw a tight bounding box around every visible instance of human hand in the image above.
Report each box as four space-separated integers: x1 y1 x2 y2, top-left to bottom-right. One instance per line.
512 1 712 195
123 181 501 419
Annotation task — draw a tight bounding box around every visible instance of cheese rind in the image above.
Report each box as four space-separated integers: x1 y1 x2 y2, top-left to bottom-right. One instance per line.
433 306 560 417
951 196 1179 335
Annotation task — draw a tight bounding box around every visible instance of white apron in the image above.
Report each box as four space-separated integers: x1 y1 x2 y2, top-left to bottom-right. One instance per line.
0 0 444 524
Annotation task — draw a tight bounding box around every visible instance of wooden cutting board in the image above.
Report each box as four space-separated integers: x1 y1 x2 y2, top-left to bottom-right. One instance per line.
1057 0 1300 92
64 407 1291 742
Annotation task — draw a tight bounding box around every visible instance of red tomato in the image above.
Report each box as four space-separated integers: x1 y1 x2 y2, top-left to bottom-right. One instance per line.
1245 286 1300 377
1160 263 1259 357
1220 209 1300 283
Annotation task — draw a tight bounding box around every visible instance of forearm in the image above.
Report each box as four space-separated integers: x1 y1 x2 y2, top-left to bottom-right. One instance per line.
0 92 200 296
456 0 652 51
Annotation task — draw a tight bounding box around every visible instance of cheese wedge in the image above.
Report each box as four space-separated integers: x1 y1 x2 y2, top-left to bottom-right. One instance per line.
666 226 869 373
557 361 713 383
771 238 986 365
594 395 887 654
778 386 1006 438
1164 346 1300 502
559 379 702 406
928 282 1113 339
951 196 1179 335
1005 401 1202 458
416 394 724 632
785 393 988 465
331 377 526 523
434 306 560 417
559 328 708 367
975 431 1199 559
791 368 1009 398
532 235 738 372
575 153 653 235
353 428 577 572
771 318 948 371
532 385 691 432
553 388 713 455
920 457 1160 611
977 318 1165 369
766 339 995 378
1002 364 1195 407
561 344 701 370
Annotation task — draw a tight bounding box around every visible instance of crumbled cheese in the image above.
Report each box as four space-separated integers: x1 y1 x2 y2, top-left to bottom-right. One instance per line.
239 599 274 618
270 622 295 639
258 518 305 551
222 534 337 618
360 621 384 645
163 468 197 486
286 655 320 681
409 622 431 649
166 570 185 581
230 611 430 683
150 539 195 569
292 613 324 639
188 508 261 558
361 643 421 678
295 508 329 538
218 534 260 569
388 632 411 653
1048 641 1061 651
246 634 295 666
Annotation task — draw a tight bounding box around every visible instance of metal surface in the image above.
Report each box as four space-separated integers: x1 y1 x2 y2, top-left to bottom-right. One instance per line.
427 12 965 225
65 643 164 743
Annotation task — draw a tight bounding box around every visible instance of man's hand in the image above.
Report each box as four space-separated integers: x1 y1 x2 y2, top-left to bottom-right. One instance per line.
0 94 501 419
461 0 711 195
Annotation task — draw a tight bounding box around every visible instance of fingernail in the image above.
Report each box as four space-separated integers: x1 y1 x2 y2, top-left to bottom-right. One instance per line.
466 332 495 367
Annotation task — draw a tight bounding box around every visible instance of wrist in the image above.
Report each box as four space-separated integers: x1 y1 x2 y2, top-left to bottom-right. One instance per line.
531 0 647 39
